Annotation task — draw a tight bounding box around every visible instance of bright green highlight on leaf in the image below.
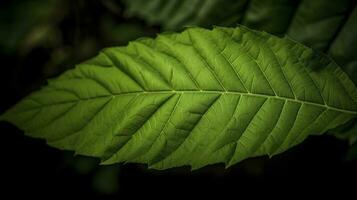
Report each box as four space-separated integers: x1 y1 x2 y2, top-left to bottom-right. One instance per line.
1 26 357 170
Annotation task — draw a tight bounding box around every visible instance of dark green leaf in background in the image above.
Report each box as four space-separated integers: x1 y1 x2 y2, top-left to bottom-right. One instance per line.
329 5 357 84
287 0 354 51
122 0 249 30
242 0 299 35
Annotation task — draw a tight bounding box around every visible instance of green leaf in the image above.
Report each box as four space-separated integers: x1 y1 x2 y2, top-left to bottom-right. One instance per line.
1 26 357 170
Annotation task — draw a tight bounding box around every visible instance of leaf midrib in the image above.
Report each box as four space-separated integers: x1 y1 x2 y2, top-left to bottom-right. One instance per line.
27 90 357 115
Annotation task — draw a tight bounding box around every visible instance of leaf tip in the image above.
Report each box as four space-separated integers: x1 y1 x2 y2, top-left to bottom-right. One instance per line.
147 164 157 170
100 158 116 165
224 162 234 169
189 165 201 171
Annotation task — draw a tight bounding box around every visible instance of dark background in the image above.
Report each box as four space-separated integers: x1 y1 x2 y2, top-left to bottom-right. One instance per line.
0 0 356 199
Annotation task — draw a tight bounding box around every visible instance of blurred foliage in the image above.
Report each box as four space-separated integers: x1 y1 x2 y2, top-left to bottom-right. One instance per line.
242 0 298 35
328 5 357 84
333 118 357 145
0 0 59 54
92 165 120 195
63 152 120 195
286 0 352 51
123 0 249 30
63 152 99 175
346 142 357 161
